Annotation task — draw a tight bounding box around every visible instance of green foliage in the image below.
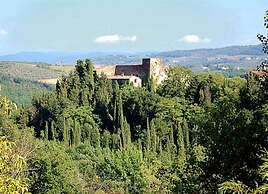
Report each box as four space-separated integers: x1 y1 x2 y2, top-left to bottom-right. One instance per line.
0 48 265 194
71 143 184 194
0 138 29 194
28 141 82 194
0 74 52 107
219 151 268 194
158 67 192 98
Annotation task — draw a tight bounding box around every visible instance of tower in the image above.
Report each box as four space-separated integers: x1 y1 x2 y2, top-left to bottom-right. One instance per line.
142 58 164 80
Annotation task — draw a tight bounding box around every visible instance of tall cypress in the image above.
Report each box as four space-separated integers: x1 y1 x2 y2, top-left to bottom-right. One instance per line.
95 127 101 148
146 117 151 151
113 82 120 132
122 117 131 148
159 136 163 155
51 120 56 141
85 59 95 102
102 130 111 148
177 122 186 171
63 118 69 146
84 123 92 146
118 91 127 148
183 119 190 151
73 119 81 146
44 121 49 140
150 120 157 153
69 119 74 147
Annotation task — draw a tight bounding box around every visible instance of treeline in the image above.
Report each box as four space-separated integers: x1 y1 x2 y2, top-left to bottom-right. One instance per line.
1 55 268 193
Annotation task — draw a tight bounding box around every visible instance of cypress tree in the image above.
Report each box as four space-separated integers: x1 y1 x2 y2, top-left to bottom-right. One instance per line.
84 123 92 146
150 120 157 153
102 130 111 148
69 119 74 147
118 91 124 131
126 118 131 146
113 82 120 132
63 118 69 146
146 117 151 151
95 127 101 148
111 133 121 150
166 136 172 161
51 120 56 140
113 99 117 131
170 125 174 145
159 137 163 156
183 119 190 151
118 91 127 148
112 133 118 150
118 133 122 150
122 117 131 148
91 126 100 148
73 119 81 146
44 121 49 140
86 59 95 90
85 59 95 103
177 122 186 171
138 139 143 160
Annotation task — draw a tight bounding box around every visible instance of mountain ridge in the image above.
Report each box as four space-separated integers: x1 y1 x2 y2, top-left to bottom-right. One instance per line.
0 44 264 64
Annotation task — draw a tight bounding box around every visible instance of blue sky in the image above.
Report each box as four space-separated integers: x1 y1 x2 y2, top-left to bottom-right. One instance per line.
0 0 267 53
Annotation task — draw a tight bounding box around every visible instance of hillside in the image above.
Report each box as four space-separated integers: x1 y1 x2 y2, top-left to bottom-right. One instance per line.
0 44 265 105
0 74 52 106
0 61 70 106
0 45 264 70
0 61 70 81
157 45 263 57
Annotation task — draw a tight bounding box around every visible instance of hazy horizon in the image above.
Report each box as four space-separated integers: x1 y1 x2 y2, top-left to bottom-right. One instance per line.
0 43 262 56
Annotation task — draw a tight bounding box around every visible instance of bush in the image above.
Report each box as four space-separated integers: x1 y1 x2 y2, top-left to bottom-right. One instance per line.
28 141 82 194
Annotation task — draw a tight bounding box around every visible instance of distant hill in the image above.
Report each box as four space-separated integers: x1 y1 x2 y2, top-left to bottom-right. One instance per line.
153 45 266 69
156 45 263 58
0 51 144 64
0 45 265 66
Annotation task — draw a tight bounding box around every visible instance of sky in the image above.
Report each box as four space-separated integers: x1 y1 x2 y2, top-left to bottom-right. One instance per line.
0 0 267 54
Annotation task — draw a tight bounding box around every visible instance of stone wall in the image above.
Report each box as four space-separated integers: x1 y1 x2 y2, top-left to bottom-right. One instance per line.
94 58 167 86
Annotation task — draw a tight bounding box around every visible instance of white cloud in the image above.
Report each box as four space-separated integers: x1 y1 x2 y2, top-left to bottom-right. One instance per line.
95 34 137 43
179 35 211 44
0 29 8 36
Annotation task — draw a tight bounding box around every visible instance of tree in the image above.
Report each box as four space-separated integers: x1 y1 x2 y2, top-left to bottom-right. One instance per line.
219 150 268 194
28 141 81 194
257 10 268 55
0 138 29 194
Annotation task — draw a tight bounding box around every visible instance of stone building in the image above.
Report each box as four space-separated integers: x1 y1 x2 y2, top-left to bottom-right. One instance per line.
95 58 167 87
251 62 268 79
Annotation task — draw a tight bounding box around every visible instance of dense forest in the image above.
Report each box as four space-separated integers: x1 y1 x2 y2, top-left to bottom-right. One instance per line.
1 59 267 193
1 11 268 194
